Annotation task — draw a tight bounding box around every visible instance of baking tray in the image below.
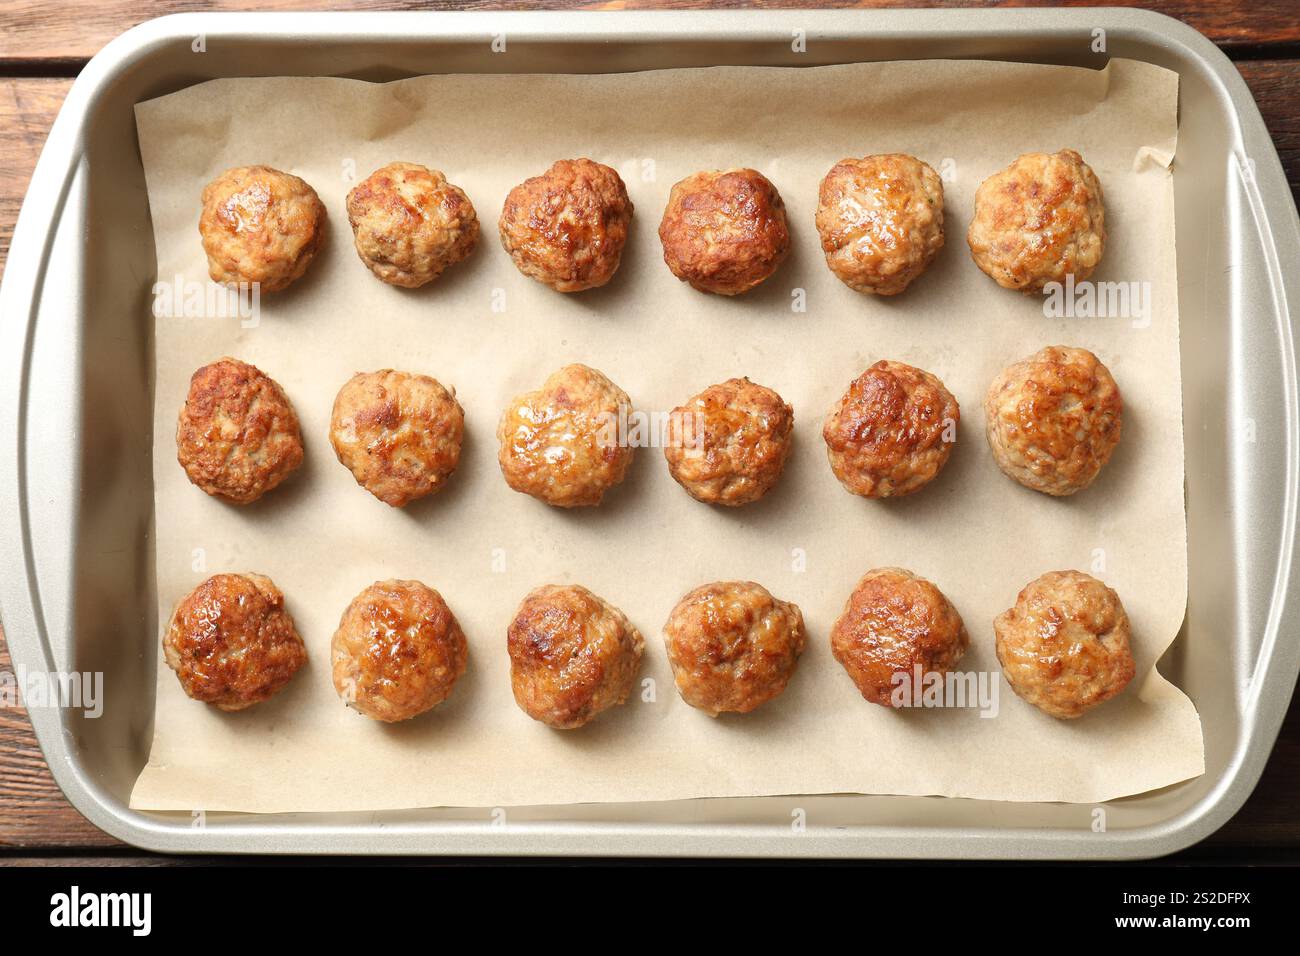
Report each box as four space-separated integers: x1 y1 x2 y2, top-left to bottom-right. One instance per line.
1 9 1296 859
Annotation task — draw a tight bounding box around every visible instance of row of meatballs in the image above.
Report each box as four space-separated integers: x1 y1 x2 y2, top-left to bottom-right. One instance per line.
177 346 1122 509
199 148 1104 298
164 568 1135 725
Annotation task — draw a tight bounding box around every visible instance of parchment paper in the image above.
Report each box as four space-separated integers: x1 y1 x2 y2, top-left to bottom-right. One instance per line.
130 59 1203 813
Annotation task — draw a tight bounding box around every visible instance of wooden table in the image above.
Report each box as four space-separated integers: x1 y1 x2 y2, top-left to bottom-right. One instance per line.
1 1 1297 864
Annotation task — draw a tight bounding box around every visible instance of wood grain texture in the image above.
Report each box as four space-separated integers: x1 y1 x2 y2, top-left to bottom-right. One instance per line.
1238 60 1300 198
0 78 71 270
0 7 1297 858
0 0 1298 65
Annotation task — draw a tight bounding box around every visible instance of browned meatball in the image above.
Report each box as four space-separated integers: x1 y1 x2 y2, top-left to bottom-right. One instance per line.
657 168 790 295
331 579 468 723
968 149 1105 293
163 573 307 711
830 567 969 708
507 584 644 729
822 360 959 498
498 159 633 292
994 570 1135 719
199 165 326 292
985 346 1122 496
346 161 478 288
497 363 634 508
663 377 794 506
663 581 805 717
329 369 464 507
815 154 945 295
176 357 304 504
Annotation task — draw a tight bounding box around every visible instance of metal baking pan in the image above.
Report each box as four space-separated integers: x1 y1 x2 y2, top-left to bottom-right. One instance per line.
1 9 1297 858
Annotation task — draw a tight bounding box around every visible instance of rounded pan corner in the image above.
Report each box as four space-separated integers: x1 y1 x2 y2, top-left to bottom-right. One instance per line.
55 15 190 115
31 737 190 855
1107 6 1235 56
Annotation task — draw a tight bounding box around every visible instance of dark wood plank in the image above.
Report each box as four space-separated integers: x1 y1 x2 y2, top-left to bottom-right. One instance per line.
0 0 1298 67
1 42 1298 859
1237 60 1300 199
0 852 191 866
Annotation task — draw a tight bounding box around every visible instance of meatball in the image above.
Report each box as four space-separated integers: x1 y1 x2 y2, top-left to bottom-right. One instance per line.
984 345 1122 496
329 369 464 507
663 377 794 506
497 363 634 508
822 359 959 498
507 584 644 729
199 165 326 293
657 168 790 295
331 579 468 723
498 159 633 292
967 149 1106 293
176 357 304 504
994 570 1135 719
163 573 307 711
345 161 478 288
663 581 805 717
814 154 945 296
830 567 969 708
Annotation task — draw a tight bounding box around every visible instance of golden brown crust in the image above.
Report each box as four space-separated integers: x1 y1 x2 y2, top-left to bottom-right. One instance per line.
199 165 326 292
329 369 464 507
967 149 1105 293
984 345 1122 496
663 377 794 506
657 168 790 295
496 363 635 508
663 581 805 717
498 159 633 292
822 360 959 498
994 570 1135 719
507 584 645 729
830 567 969 708
331 579 468 723
175 357 304 504
163 573 307 711
814 154 945 296
345 161 479 288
